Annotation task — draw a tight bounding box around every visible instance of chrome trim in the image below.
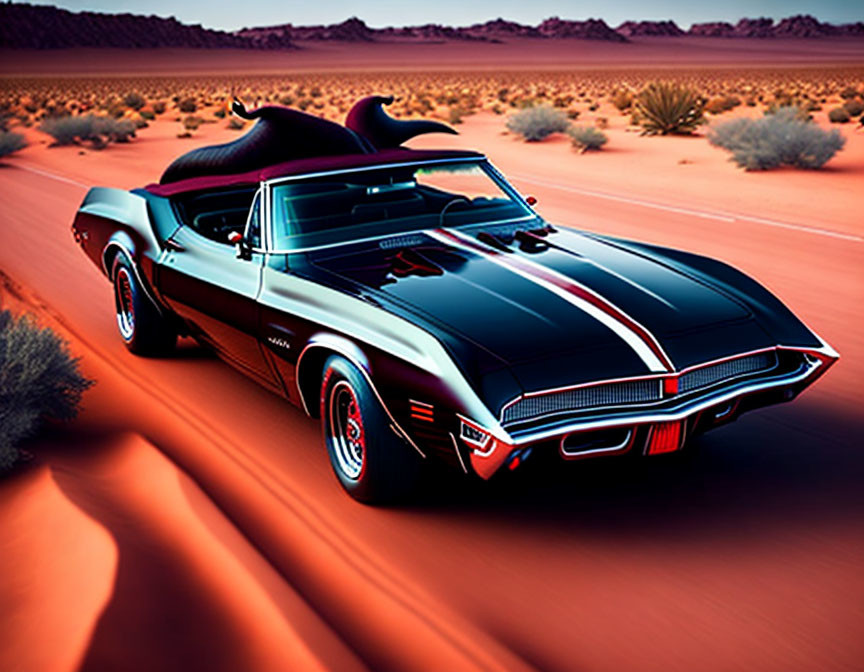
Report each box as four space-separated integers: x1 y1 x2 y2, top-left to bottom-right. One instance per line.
506 352 823 446
448 432 469 474
266 216 535 255
263 157 485 189
560 428 633 458
499 345 789 425
243 187 262 246
295 339 427 459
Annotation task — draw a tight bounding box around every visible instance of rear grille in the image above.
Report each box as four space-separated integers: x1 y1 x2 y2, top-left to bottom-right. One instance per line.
502 378 663 425
678 351 777 393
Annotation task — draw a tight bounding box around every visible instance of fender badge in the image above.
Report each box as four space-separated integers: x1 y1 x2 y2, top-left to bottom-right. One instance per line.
267 336 291 350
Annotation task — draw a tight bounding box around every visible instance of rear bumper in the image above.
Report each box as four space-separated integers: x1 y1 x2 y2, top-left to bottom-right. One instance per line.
467 345 836 479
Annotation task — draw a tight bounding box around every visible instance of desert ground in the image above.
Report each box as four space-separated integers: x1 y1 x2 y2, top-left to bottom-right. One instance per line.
1 46 863 671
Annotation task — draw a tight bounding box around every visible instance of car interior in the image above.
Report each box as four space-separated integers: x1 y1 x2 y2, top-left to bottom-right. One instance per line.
173 187 257 244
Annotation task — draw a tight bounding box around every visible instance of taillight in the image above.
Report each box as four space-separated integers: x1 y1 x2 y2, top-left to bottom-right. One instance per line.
647 421 682 455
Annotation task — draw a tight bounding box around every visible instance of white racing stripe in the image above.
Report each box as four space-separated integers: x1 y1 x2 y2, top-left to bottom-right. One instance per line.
510 173 864 243
428 228 671 373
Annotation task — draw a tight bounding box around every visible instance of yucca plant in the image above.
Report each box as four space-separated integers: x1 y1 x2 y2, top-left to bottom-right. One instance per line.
635 82 705 136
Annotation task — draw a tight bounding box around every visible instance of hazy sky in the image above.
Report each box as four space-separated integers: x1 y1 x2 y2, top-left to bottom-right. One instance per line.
15 1 863 31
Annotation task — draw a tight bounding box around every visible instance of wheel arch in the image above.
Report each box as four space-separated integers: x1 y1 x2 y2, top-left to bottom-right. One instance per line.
103 236 169 319
102 232 138 279
296 333 426 458
296 334 371 419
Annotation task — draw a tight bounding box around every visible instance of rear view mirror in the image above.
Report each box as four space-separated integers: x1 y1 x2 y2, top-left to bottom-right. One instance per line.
525 195 538 206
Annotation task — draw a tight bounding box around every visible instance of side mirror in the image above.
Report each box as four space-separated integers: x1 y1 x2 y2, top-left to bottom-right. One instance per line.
227 231 251 260
525 195 538 206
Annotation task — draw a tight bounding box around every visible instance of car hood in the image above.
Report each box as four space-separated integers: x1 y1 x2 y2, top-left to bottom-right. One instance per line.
310 227 774 392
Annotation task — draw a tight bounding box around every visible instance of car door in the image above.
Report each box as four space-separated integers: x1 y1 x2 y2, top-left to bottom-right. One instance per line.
158 188 277 387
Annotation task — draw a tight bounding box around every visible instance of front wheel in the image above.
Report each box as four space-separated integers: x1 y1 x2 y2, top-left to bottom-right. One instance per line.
320 355 422 504
112 254 176 356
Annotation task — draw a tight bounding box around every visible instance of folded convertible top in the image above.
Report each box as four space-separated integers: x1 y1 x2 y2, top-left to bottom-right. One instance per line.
156 95 459 190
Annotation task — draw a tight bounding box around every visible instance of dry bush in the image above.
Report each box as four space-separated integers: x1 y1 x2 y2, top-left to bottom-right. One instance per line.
123 92 146 110
709 107 845 170
39 114 135 147
506 104 570 141
828 107 851 123
568 126 608 152
842 99 864 117
0 130 27 158
0 310 92 471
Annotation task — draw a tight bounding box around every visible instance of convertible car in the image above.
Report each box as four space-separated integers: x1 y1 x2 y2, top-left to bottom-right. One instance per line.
71 96 838 502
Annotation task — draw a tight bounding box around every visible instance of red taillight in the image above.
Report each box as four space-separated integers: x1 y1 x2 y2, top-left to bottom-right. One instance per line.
648 421 682 455
664 377 679 395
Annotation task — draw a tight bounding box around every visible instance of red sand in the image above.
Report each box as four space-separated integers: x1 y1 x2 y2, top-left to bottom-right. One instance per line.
1 74 863 671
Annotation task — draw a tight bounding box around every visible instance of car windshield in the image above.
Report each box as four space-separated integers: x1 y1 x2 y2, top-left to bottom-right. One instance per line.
269 160 536 251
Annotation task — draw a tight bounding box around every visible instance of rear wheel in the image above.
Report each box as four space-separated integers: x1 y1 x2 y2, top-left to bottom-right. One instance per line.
112 254 176 356
321 355 422 504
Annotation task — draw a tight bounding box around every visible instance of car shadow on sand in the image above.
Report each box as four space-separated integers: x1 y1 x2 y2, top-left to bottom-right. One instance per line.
409 399 864 541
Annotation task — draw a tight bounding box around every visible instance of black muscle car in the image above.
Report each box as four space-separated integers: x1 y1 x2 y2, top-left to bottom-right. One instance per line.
71 96 838 502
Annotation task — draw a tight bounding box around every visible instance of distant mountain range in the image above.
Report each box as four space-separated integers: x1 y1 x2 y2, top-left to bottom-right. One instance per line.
1 3 862 50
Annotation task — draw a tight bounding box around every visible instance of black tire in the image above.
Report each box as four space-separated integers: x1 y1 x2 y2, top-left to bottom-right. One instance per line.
320 355 422 504
112 254 176 356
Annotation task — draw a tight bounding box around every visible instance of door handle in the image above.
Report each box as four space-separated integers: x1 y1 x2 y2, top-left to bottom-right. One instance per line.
164 238 185 252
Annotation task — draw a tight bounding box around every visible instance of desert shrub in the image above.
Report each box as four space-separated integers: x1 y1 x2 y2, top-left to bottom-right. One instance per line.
839 86 860 99
123 92 146 110
39 115 135 147
152 101 167 115
765 103 811 121
635 82 705 135
227 117 246 130
39 115 95 144
213 107 226 118
828 107 851 123
609 89 632 111
708 107 845 170
0 310 92 471
842 99 864 117
94 117 135 143
705 96 740 114
178 97 197 113
505 104 570 141
569 126 608 152
0 130 27 158
183 115 205 132
139 108 155 121
566 108 580 120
